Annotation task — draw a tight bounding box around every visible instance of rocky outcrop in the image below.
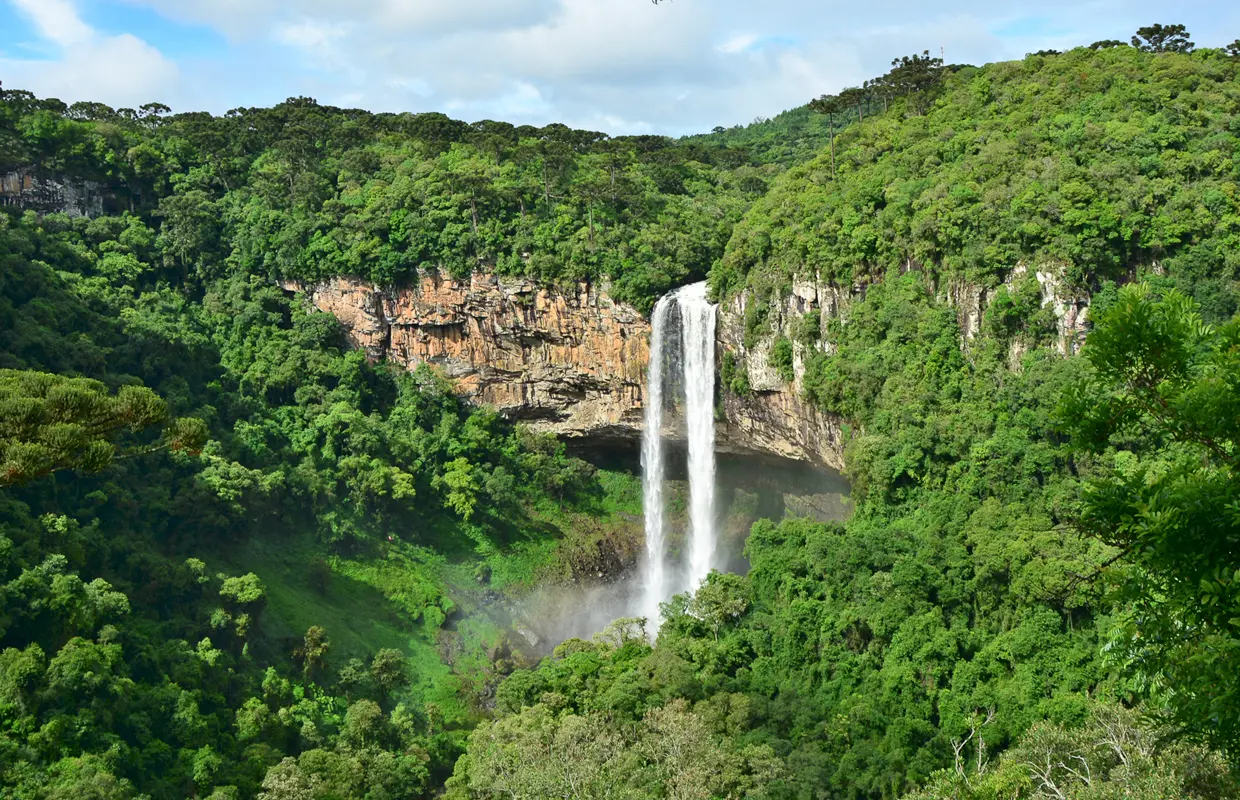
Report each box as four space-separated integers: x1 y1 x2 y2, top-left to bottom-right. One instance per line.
282 274 649 444
716 289 848 472
1 171 105 218
284 273 852 471
285 262 1092 475
941 263 1091 355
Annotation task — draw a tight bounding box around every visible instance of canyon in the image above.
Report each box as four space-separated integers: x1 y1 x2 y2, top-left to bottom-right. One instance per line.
282 266 1090 476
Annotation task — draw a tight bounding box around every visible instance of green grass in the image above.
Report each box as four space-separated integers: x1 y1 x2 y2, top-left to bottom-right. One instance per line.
197 468 645 722
215 530 468 721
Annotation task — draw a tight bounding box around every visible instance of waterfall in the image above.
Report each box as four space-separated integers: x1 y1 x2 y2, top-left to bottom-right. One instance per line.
678 283 718 592
639 293 673 625
639 281 718 631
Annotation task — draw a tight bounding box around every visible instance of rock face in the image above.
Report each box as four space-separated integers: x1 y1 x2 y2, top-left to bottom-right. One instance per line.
285 273 852 471
286 262 1093 474
940 263 1091 356
283 274 650 444
1 171 106 218
716 290 848 472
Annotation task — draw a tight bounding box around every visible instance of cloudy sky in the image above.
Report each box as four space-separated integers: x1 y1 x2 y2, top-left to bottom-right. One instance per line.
1 0 1235 136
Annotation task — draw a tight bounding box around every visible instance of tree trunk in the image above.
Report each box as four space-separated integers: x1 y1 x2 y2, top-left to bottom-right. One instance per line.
829 121 836 179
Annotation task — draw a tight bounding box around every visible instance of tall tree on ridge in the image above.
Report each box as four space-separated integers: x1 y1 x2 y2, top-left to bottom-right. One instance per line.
1131 23 1195 53
808 94 842 178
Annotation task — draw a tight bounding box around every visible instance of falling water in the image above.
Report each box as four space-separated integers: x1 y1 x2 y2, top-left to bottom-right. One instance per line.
678 283 718 592
639 282 718 631
639 294 674 625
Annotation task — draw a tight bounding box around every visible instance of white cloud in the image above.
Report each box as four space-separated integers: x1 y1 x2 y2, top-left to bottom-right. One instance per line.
11 0 93 47
4 0 179 107
120 0 278 38
25 0 1240 133
275 18 351 51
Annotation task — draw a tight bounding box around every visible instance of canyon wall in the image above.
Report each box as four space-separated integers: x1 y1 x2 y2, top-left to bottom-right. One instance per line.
284 273 851 471
281 273 649 445
285 263 1091 474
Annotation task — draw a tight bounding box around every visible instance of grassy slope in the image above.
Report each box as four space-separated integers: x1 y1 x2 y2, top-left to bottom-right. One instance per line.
213 467 646 722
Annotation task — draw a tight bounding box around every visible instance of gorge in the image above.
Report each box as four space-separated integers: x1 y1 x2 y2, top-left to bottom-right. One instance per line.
283 271 852 637
279 272 850 472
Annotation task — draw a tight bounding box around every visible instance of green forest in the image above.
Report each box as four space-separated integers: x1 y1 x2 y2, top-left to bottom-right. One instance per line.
3 23 1240 799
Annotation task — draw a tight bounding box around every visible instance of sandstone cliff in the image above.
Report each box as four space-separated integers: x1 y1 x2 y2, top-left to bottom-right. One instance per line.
283 273 852 471
282 274 649 444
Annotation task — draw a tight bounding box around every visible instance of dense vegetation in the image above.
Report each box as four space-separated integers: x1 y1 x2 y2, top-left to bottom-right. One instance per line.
2 27 1240 800
0 202 645 796
455 36 1240 800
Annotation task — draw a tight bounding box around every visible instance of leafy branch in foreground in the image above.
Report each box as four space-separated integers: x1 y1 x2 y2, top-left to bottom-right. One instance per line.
1062 284 1240 755
0 369 206 486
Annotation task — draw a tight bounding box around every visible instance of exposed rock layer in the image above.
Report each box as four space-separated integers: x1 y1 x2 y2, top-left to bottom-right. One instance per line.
285 273 850 470
282 274 649 444
1 171 105 218
286 264 1091 474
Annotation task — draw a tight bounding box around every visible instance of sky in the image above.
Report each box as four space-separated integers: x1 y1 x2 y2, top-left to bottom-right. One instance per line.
1 0 1236 136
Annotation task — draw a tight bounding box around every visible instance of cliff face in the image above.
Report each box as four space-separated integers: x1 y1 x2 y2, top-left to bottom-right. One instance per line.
286 263 1091 474
284 274 851 471
1 171 106 218
283 274 649 444
716 289 848 472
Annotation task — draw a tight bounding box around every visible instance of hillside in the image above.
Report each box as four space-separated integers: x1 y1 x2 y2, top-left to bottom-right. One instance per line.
449 41 1240 800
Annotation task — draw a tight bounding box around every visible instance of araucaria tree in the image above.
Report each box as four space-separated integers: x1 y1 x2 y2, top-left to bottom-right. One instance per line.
1131 23 1195 53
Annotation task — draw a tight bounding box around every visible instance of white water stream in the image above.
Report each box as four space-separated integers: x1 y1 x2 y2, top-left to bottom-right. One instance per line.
638 282 718 631
639 293 674 625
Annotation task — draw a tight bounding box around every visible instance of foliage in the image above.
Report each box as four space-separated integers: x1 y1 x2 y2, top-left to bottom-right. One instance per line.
0 178 631 797
769 336 795 382
1063 285 1240 755
451 674 781 798
0 369 206 486
904 701 1238 799
714 44 1240 317
6 30 1240 800
1131 24 1195 53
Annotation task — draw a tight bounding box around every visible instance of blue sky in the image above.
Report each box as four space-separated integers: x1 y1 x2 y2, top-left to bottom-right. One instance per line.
2 0 1236 136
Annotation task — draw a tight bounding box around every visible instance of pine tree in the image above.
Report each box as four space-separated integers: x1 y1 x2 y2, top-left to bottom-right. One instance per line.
1131 23 1194 53
0 370 206 487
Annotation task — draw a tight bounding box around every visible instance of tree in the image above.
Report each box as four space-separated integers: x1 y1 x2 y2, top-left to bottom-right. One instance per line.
688 571 750 641
1131 23 1194 53
370 648 410 701
0 369 206 487
299 626 331 683
838 86 868 123
342 699 387 749
905 702 1238 799
883 50 946 114
1089 39 1127 50
1063 284 1240 755
1225 39 1240 58
808 94 842 177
